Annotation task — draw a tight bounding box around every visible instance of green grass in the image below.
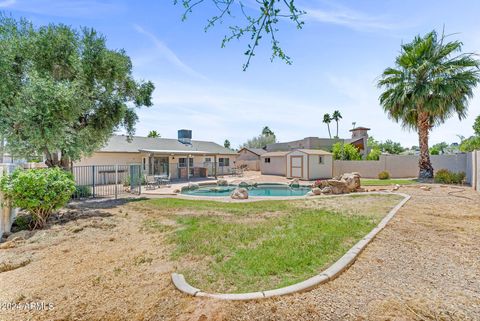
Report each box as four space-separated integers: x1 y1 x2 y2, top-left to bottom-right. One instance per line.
361 178 417 186
138 195 402 293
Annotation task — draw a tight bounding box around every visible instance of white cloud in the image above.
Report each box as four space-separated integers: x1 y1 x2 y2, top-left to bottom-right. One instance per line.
133 24 207 81
0 0 15 8
303 3 406 31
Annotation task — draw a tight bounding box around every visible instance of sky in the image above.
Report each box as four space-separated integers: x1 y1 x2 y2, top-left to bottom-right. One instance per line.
1 0 480 149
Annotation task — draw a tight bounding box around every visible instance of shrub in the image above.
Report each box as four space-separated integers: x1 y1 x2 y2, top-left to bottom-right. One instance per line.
434 169 466 184
332 142 362 160
74 185 92 198
378 171 390 180
366 147 381 160
0 168 76 229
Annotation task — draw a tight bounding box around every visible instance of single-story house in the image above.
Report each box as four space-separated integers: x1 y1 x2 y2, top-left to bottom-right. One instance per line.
75 130 237 180
236 147 267 171
260 149 333 180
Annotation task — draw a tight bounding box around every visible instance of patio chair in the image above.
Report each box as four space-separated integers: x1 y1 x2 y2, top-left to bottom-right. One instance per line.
145 175 158 190
159 174 171 186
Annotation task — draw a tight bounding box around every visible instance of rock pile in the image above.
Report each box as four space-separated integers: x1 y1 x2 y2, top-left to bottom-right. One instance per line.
307 172 363 196
230 188 249 200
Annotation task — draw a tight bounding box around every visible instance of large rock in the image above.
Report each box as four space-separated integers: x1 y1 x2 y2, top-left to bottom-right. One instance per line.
325 179 350 194
238 181 250 188
311 187 322 195
217 179 228 186
230 188 249 200
339 172 361 192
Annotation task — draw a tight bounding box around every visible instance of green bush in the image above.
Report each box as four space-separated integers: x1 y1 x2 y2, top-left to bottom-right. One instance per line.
434 169 466 184
74 185 92 198
0 168 76 229
378 171 390 180
366 147 381 160
332 142 362 160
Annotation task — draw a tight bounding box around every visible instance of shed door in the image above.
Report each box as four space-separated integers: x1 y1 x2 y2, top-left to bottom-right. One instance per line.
290 156 303 178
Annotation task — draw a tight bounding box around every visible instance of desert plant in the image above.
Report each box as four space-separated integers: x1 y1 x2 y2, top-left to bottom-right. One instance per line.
378 30 480 179
378 171 390 180
74 185 92 198
434 169 466 184
0 168 75 229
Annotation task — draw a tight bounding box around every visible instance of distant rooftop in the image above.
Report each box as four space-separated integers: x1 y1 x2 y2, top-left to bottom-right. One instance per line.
349 127 371 132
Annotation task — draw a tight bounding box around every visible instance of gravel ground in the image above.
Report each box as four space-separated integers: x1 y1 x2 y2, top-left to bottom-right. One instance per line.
0 185 479 321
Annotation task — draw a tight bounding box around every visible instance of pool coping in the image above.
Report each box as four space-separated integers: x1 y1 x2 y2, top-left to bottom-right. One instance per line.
171 192 411 300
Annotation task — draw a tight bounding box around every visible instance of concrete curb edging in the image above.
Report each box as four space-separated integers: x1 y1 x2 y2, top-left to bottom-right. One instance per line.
171 192 411 300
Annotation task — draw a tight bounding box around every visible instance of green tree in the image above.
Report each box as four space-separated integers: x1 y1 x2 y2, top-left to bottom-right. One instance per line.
224 139 231 149
175 0 305 70
332 110 342 138
366 148 382 160
459 116 480 152
147 130 160 138
379 140 405 154
429 142 448 155
332 142 362 160
0 16 154 169
323 113 332 139
378 30 480 179
473 115 480 136
262 126 275 137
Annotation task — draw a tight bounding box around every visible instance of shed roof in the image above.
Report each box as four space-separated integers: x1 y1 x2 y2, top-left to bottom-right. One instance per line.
238 147 267 156
261 151 289 157
291 149 332 155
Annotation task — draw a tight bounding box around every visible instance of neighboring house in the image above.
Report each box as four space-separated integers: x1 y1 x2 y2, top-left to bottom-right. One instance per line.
236 147 267 171
266 126 371 158
261 149 333 180
75 130 237 179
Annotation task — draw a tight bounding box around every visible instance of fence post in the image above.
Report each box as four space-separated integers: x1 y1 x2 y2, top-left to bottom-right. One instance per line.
138 165 142 195
115 164 118 199
92 165 96 198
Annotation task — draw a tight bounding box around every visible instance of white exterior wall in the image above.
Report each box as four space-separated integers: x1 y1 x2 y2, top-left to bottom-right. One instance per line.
285 151 333 180
308 154 333 179
74 152 144 166
260 156 286 176
333 154 470 178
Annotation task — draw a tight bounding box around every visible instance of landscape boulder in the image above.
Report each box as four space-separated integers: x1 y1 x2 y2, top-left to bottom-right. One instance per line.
311 187 322 195
338 172 361 192
230 188 249 200
217 179 228 186
238 181 250 188
309 172 363 195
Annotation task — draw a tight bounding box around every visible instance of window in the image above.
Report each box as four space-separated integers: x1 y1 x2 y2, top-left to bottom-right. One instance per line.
319 156 324 164
264 157 271 163
205 157 212 163
179 158 193 168
143 158 146 170
219 157 230 167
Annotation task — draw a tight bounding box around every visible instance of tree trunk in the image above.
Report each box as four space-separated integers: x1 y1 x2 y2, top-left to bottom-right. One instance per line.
336 121 339 138
327 124 331 139
45 150 71 171
417 112 434 180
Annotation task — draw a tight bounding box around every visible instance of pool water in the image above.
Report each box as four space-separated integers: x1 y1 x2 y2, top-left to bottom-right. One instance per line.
181 184 311 197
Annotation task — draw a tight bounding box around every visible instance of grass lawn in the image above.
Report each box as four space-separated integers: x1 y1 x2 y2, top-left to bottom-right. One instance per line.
134 195 403 293
361 178 417 186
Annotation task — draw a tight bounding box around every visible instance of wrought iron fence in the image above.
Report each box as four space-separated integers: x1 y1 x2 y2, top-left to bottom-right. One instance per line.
146 162 237 179
72 164 142 199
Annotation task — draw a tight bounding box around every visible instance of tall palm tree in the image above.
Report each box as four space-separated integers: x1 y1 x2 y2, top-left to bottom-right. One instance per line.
323 113 332 138
262 126 274 137
332 110 342 138
378 30 479 179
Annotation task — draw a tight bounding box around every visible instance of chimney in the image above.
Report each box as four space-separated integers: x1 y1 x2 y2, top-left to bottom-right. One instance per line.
178 129 192 144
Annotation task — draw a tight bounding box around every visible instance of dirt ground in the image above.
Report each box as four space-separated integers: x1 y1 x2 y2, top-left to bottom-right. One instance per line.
0 185 479 321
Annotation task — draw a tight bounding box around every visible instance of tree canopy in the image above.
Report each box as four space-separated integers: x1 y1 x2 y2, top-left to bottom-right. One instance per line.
241 127 276 148
378 30 480 179
174 0 305 70
147 130 160 138
0 15 154 168
224 139 231 149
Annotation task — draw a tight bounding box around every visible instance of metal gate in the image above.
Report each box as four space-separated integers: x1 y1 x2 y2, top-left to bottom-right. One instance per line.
72 164 142 199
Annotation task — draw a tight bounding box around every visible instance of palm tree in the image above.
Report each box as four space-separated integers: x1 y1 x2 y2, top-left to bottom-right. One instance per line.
262 126 274 137
323 113 332 138
332 110 342 138
378 30 479 179
224 139 231 149
147 130 160 138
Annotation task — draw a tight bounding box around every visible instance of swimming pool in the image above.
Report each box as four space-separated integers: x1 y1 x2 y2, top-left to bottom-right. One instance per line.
181 184 311 197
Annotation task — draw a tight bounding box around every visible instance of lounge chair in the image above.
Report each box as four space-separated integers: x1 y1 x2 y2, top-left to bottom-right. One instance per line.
145 175 158 190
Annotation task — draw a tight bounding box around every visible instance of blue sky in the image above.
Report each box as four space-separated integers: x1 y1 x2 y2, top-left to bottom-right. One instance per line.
1 0 480 148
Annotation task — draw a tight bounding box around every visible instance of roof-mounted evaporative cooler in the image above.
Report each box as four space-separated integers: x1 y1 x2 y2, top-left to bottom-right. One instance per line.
178 129 192 145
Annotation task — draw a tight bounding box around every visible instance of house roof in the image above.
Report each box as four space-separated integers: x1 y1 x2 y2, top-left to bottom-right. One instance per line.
292 149 332 155
238 147 267 156
99 135 237 155
349 127 371 131
261 151 289 157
